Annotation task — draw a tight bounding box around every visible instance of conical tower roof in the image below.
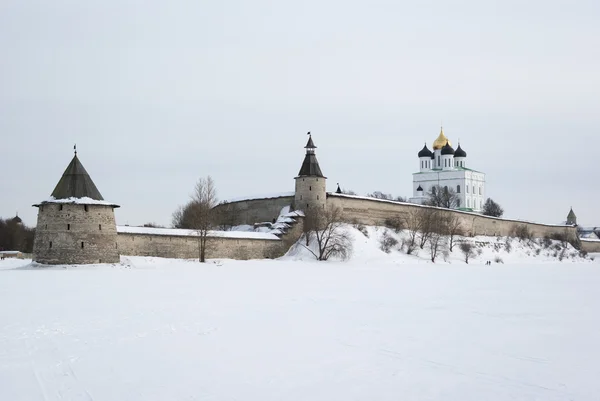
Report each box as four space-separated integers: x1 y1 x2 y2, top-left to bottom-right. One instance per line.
297 134 325 177
305 134 317 149
50 154 105 200
566 207 577 225
297 153 324 177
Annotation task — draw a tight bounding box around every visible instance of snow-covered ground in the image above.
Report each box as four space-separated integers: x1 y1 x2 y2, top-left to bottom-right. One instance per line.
1 227 599 401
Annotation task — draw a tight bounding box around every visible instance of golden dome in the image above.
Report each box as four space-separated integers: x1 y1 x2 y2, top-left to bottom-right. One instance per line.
432 127 451 150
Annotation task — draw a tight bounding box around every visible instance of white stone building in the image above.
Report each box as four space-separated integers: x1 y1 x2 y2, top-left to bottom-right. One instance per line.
409 128 486 212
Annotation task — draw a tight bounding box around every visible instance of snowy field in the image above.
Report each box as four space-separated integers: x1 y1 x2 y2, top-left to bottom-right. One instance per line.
1 247 600 401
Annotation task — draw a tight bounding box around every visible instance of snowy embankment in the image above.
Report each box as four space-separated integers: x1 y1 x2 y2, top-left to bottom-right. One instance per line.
1 255 599 400
283 224 591 264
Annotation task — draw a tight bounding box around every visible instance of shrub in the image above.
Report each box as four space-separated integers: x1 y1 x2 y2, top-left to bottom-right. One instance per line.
383 216 403 233
459 242 476 264
354 223 368 237
379 231 398 254
513 224 533 241
494 256 504 264
542 236 552 249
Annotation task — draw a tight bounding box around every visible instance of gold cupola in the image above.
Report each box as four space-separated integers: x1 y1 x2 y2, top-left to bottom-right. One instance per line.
432 127 452 150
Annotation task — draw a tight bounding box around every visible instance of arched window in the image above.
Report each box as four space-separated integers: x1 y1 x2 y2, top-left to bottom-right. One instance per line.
457 199 461 207
438 156 440 166
457 185 461 193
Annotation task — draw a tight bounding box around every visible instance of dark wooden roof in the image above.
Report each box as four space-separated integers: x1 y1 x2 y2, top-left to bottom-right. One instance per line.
50 155 104 200
297 153 324 177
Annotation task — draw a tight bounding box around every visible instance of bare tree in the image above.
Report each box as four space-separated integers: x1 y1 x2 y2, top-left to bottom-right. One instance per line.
445 213 464 252
172 176 218 262
402 209 421 254
214 201 240 231
428 231 447 262
384 215 404 233
512 224 533 242
425 185 459 209
418 208 439 249
143 222 164 228
459 242 476 264
427 212 451 262
483 198 504 217
366 191 406 203
366 191 393 200
302 207 352 261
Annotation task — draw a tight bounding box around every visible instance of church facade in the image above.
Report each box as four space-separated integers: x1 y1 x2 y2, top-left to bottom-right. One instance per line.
409 128 486 212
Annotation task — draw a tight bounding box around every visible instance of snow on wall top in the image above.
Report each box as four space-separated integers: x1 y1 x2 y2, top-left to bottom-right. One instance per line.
33 197 120 207
222 192 294 203
117 226 280 241
327 192 573 228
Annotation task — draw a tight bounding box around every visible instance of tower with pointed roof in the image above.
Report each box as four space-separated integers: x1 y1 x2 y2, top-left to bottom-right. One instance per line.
409 127 486 212
566 208 577 225
294 133 327 212
32 150 120 264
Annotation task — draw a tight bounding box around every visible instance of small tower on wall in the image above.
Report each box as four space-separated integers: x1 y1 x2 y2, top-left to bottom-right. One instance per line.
294 133 327 212
32 149 120 265
566 208 577 226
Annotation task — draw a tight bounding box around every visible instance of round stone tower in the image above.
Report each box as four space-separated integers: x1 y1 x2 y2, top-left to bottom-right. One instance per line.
294 133 327 212
32 150 120 265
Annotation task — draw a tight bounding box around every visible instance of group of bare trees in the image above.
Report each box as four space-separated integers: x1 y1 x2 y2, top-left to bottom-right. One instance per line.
300 207 352 261
366 191 406 202
0 218 35 253
424 186 460 209
391 207 467 262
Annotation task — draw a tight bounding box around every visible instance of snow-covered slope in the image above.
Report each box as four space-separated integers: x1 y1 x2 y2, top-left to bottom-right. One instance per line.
283 225 592 264
1 255 599 400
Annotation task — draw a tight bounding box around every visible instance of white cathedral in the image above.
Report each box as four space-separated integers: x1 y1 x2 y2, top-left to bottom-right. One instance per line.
409 128 486 212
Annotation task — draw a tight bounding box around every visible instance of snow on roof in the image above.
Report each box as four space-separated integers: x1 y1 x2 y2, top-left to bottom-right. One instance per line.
222 192 294 203
327 192 573 228
283 210 304 218
34 197 120 207
117 226 280 241
0 251 21 255
581 237 600 243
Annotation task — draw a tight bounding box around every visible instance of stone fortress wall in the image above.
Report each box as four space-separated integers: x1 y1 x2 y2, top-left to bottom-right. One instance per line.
116 215 305 260
33 203 120 264
580 239 600 253
326 193 579 241
215 194 295 225
211 192 581 247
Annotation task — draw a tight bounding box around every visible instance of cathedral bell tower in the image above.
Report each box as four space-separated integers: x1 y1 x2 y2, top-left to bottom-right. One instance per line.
294 133 327 212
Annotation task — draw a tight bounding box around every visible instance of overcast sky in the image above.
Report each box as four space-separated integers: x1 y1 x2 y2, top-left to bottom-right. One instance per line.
2 0 598 227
